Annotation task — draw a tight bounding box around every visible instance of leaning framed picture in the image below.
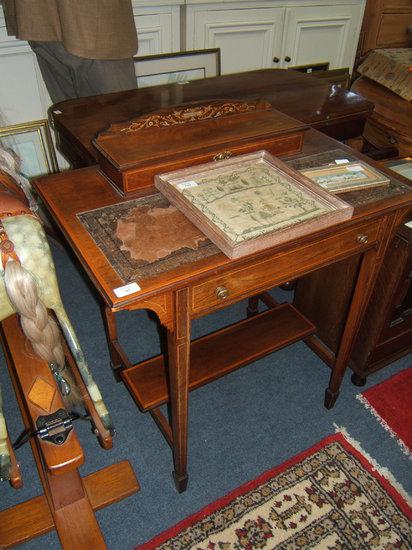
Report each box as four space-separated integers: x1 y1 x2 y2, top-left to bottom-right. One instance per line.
134 48 221 88
0 119 58 178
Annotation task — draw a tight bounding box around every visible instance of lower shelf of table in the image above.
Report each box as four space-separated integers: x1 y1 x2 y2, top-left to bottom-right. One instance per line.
121 303 315 412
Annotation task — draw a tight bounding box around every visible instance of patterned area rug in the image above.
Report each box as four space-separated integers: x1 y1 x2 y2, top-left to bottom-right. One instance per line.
357 367 412 457
137 433 412 549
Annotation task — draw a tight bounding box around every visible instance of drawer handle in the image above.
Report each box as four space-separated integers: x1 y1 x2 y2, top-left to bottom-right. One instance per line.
356 234 369 244
214 151 232 162
215 286 229 300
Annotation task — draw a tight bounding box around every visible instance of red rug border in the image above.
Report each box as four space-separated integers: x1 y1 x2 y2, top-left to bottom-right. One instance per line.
136 432 412 549
360 366 412 452
362 366 412 400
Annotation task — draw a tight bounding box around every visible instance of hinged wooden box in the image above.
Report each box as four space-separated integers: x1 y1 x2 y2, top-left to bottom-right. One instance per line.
92 99 308 195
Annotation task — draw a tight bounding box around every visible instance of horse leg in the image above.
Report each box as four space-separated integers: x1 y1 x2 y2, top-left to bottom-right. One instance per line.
53 305 113 434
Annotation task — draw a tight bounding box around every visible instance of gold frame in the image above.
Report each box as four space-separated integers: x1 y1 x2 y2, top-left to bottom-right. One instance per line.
0 119 58 177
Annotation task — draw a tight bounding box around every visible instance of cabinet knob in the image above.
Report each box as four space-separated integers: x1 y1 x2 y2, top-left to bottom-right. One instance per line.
284 56 291 62
273 56 280 63
215 286 229 300
214 151 232 162
356 234 369 244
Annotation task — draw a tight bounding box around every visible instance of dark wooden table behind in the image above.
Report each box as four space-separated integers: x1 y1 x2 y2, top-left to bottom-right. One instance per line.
50 68 373 168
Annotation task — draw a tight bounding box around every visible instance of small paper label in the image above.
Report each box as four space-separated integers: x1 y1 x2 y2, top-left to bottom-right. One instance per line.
177 180 198 190
405 220 412 228
335 159 350 165
347 164 364 172
113 282 141 298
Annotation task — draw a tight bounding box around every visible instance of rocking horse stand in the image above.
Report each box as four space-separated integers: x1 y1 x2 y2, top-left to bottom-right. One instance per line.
0 313 139 549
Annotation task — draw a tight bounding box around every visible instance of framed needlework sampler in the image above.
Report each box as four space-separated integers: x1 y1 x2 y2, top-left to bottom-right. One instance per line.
155 151 353 259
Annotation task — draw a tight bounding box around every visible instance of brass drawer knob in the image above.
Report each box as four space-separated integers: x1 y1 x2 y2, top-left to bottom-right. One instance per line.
213 151 232 162
215 286 229 300
356 234 368 244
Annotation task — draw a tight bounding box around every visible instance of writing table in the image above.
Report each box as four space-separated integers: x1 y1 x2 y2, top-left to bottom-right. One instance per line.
35 129 412 492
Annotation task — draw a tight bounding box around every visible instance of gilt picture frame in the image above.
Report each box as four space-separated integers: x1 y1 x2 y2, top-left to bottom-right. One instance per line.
0 119 58 178
134 48 221 88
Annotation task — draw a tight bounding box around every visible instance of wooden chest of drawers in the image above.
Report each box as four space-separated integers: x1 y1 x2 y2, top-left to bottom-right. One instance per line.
359 0 412 56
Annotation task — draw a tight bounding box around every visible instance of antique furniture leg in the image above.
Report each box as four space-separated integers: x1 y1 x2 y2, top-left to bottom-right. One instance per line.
351 373 367 386
325 242 389 408
246 296 260 317
167 288 190 493
101 304 132 381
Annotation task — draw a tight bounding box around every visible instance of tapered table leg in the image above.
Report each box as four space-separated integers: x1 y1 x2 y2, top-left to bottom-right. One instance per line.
101 305 129 381
325 247 380 409
167 288 190 492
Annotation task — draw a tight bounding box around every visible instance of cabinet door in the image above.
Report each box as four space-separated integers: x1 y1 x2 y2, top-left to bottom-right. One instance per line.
282 5 363 71
133 5 181 55
187 7 285 74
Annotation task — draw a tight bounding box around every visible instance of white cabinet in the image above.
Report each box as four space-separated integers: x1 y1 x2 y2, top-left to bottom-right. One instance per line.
186 1 365 75
132 1 182 56
282 4 362 70
186 5 285 73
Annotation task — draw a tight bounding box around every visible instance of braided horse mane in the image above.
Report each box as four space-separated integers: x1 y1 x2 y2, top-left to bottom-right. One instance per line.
0 154 80 405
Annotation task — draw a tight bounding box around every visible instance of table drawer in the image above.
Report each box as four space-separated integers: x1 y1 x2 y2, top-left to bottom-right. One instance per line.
191 219 382 315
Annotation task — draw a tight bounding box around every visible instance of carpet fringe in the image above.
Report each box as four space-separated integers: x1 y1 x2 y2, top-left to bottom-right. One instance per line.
355 394 412 460
334 424 412 505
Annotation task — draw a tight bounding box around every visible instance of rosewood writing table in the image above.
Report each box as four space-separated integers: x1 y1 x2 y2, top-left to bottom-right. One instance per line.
34 129 412 492
50 68 373 168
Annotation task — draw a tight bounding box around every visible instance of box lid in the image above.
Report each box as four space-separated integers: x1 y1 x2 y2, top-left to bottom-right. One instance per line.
92 99 308 172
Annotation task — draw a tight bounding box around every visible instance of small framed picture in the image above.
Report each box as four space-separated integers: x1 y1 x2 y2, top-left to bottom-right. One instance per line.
134 48 221 88
0 119 58 178
300 161 390 193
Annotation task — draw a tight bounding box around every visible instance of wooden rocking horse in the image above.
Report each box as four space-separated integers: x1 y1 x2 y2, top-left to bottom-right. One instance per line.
0 154 138 548
0 165 114 480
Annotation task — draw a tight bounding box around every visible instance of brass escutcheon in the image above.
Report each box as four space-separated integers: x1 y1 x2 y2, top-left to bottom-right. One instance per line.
213 151 232 162
215 286 229 300
356 234 368 244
